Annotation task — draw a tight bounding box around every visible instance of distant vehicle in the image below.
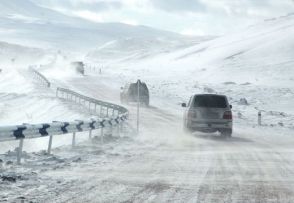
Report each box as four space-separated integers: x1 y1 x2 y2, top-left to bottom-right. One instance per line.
182 94 233 137
70 61 84 75
120 80 149 106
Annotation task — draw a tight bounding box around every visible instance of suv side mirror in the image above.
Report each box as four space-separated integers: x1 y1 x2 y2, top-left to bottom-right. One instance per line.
182 103 186 107
230 105 232 109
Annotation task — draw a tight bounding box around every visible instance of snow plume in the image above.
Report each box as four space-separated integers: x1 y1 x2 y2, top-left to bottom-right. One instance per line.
0 41 55 66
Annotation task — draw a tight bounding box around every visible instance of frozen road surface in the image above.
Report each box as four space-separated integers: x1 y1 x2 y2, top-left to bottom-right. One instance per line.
1 73 294 203
47 75 294 202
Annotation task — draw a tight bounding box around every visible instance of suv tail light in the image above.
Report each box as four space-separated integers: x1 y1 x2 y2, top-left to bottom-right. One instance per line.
187 110 197 118
223 111 233 119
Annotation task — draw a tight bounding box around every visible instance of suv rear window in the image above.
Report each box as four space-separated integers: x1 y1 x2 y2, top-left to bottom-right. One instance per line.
71 62 84 69
129 83 149 95
193 95 227 108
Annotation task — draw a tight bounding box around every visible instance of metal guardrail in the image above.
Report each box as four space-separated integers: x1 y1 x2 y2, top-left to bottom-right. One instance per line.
0 67 129 164
28 66 50 88
56 87 127 117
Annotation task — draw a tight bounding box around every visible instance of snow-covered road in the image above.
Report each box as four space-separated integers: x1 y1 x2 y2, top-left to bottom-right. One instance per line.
34 72 294 202
46 135 294 203
1 66 294 202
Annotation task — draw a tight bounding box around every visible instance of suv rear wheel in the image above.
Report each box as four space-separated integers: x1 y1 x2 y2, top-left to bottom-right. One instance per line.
125 98 129 105
183 120 193 133
221 129 232 137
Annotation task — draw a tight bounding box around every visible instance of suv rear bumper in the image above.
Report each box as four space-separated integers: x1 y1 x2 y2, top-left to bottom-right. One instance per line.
186 120 232 132
126 95 149 102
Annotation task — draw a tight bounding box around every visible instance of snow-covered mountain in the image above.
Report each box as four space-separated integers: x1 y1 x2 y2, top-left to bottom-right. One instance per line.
86 13 294 86
86 36 216 60
0 0 187 52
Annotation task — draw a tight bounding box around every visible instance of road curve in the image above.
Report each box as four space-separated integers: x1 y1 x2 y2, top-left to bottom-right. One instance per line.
43 74 294 202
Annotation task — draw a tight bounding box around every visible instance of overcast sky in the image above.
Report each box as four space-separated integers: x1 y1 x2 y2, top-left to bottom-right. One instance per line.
32 0 294 36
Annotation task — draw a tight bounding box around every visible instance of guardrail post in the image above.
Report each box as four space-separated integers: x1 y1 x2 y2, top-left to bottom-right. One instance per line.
258 111 261 125
95 104 97 113
100 105 103 116
101 128 104 143
17 139 24 165
72 132 76 148
47 136 53 155
120 122 123 132
106 107 109 116
117 124 120 136
89 130 92 139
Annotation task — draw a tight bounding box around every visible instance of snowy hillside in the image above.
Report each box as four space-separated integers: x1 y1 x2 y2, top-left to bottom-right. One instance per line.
0 0 191 52
86 36 216 60
86 13 294 84
0 41 55 65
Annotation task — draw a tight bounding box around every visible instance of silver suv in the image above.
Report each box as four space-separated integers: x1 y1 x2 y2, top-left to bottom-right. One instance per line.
182 94 233 137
